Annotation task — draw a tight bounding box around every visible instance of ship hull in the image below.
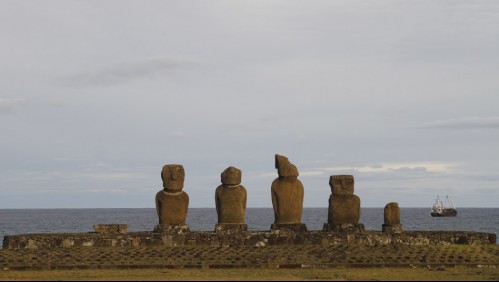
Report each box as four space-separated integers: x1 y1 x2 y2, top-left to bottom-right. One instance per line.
431 208 457 217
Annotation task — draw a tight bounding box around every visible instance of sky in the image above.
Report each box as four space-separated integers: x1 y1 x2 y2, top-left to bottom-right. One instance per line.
1 0 498 209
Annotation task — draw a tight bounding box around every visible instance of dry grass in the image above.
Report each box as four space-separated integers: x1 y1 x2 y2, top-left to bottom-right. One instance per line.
1 267 498 281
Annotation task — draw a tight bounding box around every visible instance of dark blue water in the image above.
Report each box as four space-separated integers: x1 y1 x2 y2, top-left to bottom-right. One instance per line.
1 208 497 247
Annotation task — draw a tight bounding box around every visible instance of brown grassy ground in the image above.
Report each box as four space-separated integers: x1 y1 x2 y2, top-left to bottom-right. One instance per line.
0 267 498 281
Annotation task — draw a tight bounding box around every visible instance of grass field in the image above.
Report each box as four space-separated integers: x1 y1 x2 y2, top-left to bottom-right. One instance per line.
1 266 498 281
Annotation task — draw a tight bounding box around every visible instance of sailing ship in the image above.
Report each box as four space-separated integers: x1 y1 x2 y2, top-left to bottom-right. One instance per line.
431 195 457 217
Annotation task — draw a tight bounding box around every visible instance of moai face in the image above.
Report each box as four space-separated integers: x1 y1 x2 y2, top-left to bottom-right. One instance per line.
221 166 242 185
161 164 185 191
329 175 354 195
275 154 299 178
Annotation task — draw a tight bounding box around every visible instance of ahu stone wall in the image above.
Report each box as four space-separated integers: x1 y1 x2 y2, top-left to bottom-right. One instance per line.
3 228 495 250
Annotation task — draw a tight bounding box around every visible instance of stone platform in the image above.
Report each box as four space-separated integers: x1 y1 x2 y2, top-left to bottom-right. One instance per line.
3 229 495 250
1 228 496 270
0 244 497 270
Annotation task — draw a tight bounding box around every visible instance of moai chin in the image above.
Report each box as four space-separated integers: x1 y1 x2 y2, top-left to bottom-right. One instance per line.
382 202 403 234
154 164 190 233
271 154 307 232
215 166 248 233
324 175 364 233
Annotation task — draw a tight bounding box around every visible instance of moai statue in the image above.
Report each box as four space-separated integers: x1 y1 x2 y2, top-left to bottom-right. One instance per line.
214 166 248 233
270 154 307 232
323 175 364 233
154 164 190 234
382 202 403 234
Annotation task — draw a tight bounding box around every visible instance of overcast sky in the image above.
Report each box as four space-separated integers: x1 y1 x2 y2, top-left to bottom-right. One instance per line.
1 0 498 209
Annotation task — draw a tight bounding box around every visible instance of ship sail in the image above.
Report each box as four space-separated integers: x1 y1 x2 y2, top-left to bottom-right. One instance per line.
431 195 457 217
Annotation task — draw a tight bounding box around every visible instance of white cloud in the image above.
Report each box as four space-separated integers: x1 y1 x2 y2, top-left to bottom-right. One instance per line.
59 57 200 88
0 98 26 113
170 131 186 137
418 117 499 129
313 162 455 174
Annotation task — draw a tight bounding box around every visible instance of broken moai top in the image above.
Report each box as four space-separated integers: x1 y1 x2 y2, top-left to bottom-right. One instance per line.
271 154 304 224
329 175 354 195
275 154 299 178
155 164 189 225
215 166 247 224
384 202 401 225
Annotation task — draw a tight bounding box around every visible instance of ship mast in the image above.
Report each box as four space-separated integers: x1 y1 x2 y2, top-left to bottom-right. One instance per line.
446 195 455 209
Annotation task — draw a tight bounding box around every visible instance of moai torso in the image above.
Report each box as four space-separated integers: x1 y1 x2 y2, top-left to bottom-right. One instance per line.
215 166 247 224
384 202 400 225
271 155 304 224
155 164 189 225
327 175 360 225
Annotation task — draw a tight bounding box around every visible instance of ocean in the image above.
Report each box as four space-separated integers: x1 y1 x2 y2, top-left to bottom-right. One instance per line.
1 208 497 247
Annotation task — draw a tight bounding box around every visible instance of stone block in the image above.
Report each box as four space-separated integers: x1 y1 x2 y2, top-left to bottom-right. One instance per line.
270 223 307 233
215 224 248 234
323 223 365 233
93 224 128 234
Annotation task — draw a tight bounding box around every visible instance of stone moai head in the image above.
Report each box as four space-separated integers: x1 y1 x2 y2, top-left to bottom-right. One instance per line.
161 164 185 191
384 202 400 225
329 175 354 195
275 154 299 178
221 166 242 185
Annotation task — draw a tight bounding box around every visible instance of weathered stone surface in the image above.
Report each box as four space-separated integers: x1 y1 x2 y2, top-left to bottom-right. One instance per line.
382 224 403 234
215 166 247 224
323 223 365 233
215 224 248 234
384 202 401 225
329 175 354 195
153 224 190 234
327 194 361 225
271 154 304 224
2 230 495 251
93 224 128 234
270 224 308 233
156 164 189 225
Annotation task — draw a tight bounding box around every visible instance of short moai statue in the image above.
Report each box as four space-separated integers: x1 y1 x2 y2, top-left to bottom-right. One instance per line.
323 175 365 233
154 164 190 235
270 154 307 232
215 166 248 233
382 202 403 234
